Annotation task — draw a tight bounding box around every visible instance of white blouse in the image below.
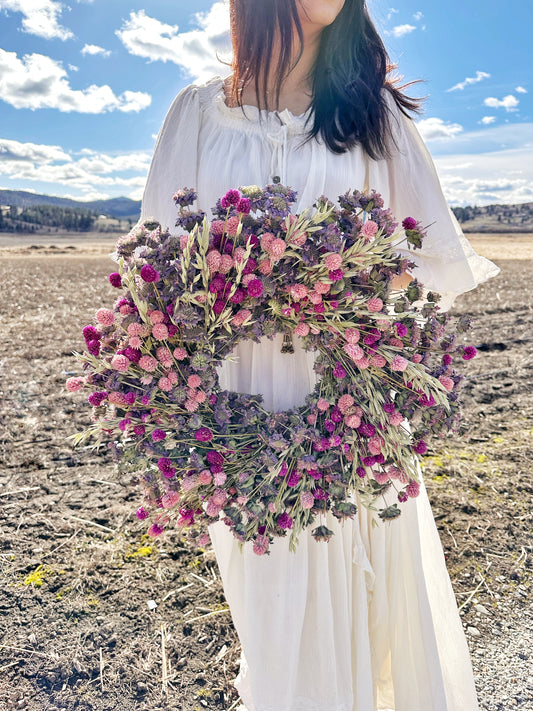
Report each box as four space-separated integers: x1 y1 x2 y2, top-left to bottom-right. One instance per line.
136 73 500 411
139 73 499 301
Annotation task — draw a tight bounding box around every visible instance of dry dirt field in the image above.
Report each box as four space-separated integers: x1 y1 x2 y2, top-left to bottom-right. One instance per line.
0 233 532 711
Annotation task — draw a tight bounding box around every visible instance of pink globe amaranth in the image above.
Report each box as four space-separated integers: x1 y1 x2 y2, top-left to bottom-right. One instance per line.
151 429 166 442
294 322 310 336
325 252 343 270
300 490 315 509
438 375 454 392
391 355 409 372
406 480 420 498
367 297 383 312
95 308 115 326
66 376 84 392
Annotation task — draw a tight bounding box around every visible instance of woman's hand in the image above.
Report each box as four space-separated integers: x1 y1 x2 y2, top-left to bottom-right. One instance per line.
389 270 414 290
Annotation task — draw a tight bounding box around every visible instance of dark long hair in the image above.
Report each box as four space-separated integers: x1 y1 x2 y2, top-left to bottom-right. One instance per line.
222 0 427 159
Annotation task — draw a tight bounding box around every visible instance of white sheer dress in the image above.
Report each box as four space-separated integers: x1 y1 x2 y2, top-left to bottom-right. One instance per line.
137 74 500 711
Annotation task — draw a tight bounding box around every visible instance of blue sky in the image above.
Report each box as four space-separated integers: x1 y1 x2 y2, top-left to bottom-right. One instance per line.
0 0 531 207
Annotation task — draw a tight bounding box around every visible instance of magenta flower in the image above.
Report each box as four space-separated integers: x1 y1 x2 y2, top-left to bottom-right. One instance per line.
328 269 344 282
86 339 100 356
206 450 224 466
277 512 293 529
152 429 166 442
223 189 241 206
82 325 99 342
140 264 160 282
333 362 347 378
413 440 427 454
195 427 213 442
247 279 264 298
88 391 107 407
237 197 251 214
402 217 417 230
109 272 122 288
462 346 477 360
136 506 149 520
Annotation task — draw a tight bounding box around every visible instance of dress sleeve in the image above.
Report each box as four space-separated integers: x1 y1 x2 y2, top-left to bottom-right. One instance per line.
379 91 500 311
138 83 201 233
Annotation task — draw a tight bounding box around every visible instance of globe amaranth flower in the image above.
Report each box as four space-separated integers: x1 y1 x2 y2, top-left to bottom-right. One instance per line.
88 391 107 407
247 279 264 298
140 264 160 282
402 216 417 230
195 427 213 442
109 272 122 288
152 429 166 442
277 512 293 529
462 346 477 360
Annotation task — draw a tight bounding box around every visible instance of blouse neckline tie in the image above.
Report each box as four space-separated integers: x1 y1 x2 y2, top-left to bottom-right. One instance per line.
266 111 290 186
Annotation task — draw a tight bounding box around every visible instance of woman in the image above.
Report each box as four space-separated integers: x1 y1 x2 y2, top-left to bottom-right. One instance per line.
138 1 500 709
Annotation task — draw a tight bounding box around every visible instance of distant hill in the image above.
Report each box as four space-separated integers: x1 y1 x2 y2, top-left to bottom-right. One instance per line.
1 188 532 233
0 189 141 219
451 201 532 233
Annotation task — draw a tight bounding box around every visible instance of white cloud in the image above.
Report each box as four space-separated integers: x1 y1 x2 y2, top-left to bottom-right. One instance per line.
413 11 423 20
68 63 78 72
0 137 71 164
81 43 111 58
0 137 152 199
436 151 533 207
515 86 527 94
388 23 416 38
386 8 399 21
480 116 496 125
415 117 464 141
115 3 232 83
0 48 152 113
446 70 490 92
0 0 73 40
427 123 533 206
483 94 519 112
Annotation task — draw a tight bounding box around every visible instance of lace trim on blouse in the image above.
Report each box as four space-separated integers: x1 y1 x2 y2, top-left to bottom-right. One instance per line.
202 74 314 135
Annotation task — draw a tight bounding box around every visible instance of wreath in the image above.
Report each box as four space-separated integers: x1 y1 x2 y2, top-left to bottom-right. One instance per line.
67 183 476 555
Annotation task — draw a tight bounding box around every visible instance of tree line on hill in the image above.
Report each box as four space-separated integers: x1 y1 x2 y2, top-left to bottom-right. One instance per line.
0 204 97 233
1 196 532 234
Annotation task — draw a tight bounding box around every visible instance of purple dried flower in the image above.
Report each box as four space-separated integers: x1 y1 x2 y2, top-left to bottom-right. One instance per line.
152 429 166 442
136 506 149 520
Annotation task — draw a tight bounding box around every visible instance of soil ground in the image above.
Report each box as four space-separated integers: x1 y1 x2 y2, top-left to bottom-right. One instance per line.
0 233 531 711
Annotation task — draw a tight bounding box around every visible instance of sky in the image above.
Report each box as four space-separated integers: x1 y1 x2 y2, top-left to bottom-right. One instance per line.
0 0 531 207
